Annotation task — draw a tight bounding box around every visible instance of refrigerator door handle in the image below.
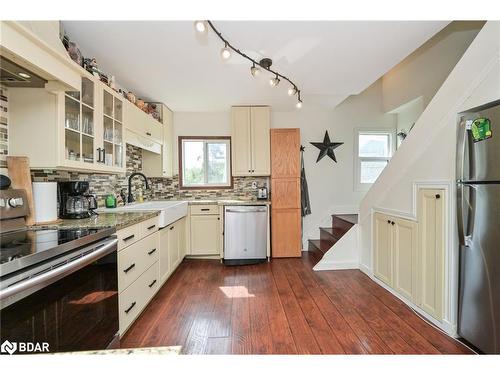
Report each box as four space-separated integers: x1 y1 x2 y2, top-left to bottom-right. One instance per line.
456 117 467 182
457 183 467 247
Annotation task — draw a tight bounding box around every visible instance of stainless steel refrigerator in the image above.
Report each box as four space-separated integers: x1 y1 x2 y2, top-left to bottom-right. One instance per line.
457 100 500 353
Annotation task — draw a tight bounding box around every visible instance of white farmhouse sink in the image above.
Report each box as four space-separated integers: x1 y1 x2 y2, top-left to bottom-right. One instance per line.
99 201 188 228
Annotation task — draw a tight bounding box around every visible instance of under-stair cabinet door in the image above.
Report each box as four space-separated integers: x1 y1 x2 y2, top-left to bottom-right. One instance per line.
373 213 393 286
231 106 270 176
393 217 417 301
417 189 445 320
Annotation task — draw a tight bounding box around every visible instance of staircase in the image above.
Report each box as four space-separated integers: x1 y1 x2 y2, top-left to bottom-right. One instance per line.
308 214 358 262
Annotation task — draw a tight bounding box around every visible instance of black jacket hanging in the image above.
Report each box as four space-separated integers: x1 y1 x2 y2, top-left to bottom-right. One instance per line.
300 147 311 217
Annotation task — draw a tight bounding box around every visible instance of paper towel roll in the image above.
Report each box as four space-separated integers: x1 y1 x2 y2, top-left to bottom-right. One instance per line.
32 182 58 224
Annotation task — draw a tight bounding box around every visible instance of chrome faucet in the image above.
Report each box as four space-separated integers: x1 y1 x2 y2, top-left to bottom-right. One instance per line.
127 172 150 204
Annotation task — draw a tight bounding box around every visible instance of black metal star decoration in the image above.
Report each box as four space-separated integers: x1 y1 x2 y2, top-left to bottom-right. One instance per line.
310 131 343 163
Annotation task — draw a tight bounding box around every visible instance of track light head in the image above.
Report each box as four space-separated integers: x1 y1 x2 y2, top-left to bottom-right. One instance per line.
296 91 303 109
250 63 261 77
220 43 231 60
194 21 207 33
269 75 280 87
288 86 298 96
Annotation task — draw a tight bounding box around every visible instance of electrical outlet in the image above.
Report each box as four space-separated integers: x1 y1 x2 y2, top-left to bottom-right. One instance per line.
251 181 258 189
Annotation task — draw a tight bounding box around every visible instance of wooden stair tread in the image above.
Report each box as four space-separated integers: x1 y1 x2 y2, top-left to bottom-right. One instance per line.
332 214 358 225
320 227 349 241
308 239 332 253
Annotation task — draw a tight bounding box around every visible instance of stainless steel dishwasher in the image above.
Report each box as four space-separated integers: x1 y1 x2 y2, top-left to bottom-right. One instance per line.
224 205 268 265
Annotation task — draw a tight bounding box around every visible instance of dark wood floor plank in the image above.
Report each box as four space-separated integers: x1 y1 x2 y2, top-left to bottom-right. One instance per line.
302 268 393 352
260 263 298 354
281 259 345 354
248 265 274 354
121 255 471 355
324 271 416 354
336 270 441 354
271 261 321 354
230 267 252 354
348 270 472 354
288 259 368 354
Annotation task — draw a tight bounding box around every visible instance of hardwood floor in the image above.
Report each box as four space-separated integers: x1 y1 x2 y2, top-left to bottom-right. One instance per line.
120 253 472 354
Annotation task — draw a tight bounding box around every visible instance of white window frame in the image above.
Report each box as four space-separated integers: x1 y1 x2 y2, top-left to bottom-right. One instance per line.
354 128 395 192
180 137 232 189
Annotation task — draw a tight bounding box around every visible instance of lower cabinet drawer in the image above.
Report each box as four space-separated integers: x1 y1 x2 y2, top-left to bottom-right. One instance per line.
119 261 159 335
190 204 218 215
117 223 142 250
141 216 159 237
118 232 159 292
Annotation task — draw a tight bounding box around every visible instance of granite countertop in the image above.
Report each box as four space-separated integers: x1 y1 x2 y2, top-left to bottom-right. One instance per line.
31 211 160 231
185 198 271 206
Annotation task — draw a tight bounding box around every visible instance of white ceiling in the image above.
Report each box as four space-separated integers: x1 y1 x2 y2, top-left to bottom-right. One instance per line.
62 21 448 112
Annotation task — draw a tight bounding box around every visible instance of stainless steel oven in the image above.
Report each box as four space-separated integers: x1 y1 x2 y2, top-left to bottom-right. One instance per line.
0 235 119 353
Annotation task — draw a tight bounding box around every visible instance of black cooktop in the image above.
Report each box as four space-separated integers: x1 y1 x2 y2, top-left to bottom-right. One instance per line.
0 227 115 276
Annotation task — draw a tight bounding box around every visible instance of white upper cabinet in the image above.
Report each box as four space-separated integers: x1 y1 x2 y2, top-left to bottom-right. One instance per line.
231 106 270 176
142 105 174 178
10 73 126 173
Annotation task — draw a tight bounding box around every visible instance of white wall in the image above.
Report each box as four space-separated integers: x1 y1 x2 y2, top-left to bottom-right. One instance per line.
358 21 500 330
382 21 484 113
173 80 396 248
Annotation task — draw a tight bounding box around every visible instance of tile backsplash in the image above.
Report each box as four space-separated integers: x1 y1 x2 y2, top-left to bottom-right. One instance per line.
31 144 269 207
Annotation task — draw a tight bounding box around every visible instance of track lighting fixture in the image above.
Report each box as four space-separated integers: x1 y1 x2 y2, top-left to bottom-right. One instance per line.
250 63 261 77
194 21 207 33
270 75 280 87
296 92 303 109
202 20 303 108
220 43 231 60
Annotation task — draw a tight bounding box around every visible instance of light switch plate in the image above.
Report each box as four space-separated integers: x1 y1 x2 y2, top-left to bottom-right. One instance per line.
251 181 258 189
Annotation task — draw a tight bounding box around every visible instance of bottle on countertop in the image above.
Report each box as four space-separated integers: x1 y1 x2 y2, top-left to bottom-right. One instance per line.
105 194 117 208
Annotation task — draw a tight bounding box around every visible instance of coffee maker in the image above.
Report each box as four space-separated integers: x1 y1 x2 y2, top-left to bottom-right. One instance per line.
58 181 98 219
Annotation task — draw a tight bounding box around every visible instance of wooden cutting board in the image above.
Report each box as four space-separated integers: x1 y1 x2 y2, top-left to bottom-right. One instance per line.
7 156 35 226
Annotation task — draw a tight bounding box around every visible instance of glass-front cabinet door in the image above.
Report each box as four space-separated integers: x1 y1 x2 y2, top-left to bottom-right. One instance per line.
64 77 95 165
101 89 124 168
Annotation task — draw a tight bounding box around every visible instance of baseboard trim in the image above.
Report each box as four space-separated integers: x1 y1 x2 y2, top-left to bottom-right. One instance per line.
313 260 359 271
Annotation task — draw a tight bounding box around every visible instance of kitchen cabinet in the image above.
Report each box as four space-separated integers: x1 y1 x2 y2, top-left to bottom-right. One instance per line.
116 217 160 335
10 72 125 173
188 204 221 256
231 106 270 176
271 208 302 258
159 217 186 285
142 104 174 178
373 212 418 306
417 189 445 320
271 128 301 258
124 100 162 144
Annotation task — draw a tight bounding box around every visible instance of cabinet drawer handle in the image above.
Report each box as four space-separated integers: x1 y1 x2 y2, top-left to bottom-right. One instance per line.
387 220 391 224
201 208 210 212
125 302 136 314
391 221 395 226
148 279 157 288
147 224 156 230
148 248 156 255
123 263 135 273
435 194 441 199
123 234 135 242
170 226 174 230
146 132 152 136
